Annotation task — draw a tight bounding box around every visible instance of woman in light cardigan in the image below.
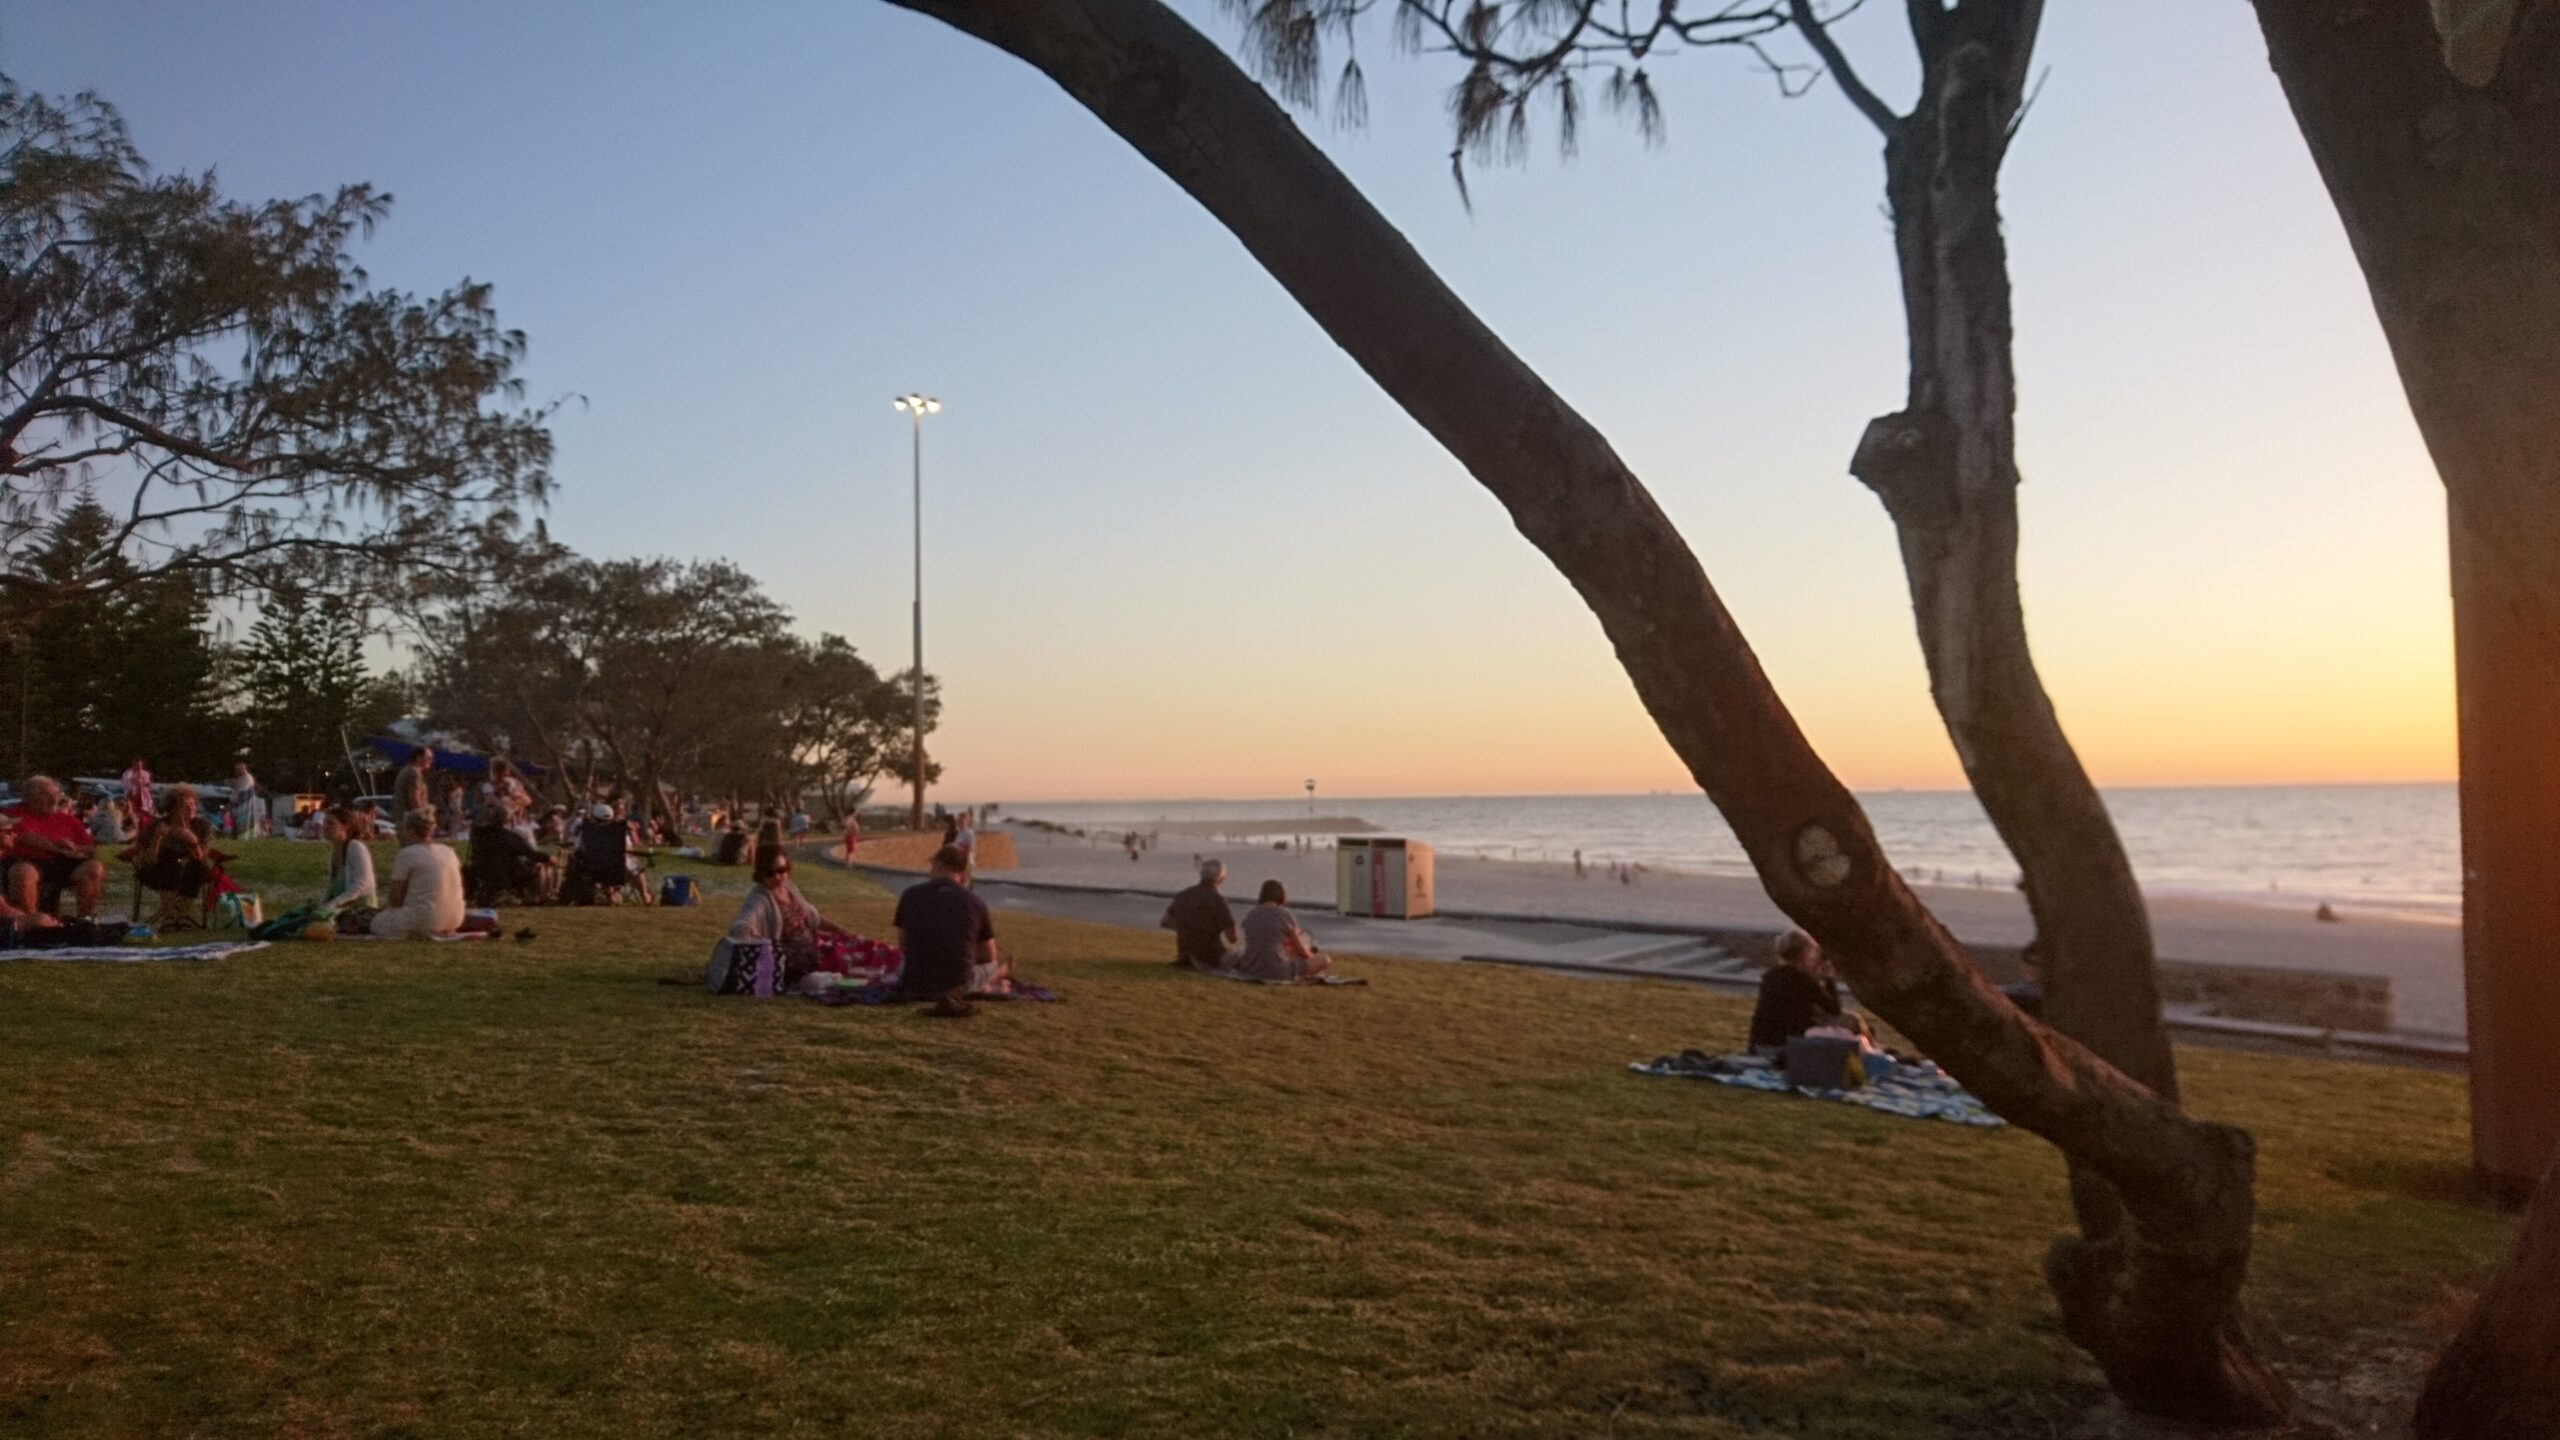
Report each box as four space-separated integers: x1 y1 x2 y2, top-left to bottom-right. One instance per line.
323 805 377 910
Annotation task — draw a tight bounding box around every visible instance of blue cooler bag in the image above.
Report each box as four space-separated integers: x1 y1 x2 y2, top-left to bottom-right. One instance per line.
659 874 700 907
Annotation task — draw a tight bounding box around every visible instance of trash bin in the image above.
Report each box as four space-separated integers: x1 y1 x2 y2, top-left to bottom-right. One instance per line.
1335 836 1434 918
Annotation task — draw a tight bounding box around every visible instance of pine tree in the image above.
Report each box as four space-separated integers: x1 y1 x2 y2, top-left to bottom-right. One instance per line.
234 588 380 792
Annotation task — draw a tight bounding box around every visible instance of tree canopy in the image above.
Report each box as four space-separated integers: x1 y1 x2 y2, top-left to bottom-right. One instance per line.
0 79 555 630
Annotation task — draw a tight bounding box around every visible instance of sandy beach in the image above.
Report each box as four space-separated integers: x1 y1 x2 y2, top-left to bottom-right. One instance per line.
999 824 2466 1038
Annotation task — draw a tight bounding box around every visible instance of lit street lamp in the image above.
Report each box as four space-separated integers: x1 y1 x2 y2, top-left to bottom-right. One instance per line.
893 393 940 831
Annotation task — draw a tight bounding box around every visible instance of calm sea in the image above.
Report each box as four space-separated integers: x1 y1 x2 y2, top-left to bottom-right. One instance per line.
1013 785 2461 922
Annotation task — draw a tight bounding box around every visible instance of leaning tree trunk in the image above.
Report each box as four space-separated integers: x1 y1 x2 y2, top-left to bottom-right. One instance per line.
2414 1152 2560 1439
883 0 2290 1420
1848 3 2190 1393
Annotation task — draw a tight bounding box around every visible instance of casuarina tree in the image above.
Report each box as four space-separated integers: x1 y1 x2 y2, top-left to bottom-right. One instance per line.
883 0 2290 1421
0 80 555 630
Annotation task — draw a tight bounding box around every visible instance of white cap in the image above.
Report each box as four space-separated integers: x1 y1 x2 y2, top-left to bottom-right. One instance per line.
589 803 613 821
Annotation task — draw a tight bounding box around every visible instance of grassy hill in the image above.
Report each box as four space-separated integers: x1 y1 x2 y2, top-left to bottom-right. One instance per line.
0 841 2514 1437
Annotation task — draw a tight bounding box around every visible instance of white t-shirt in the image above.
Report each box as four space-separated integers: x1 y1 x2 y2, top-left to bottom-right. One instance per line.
377 841 465 938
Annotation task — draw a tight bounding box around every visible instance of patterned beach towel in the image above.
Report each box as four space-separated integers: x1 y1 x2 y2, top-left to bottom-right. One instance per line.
0 941 269 963
1628 1051 2005 1128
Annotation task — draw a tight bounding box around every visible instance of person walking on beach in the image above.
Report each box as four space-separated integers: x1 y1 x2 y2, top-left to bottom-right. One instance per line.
1573 849 1584 879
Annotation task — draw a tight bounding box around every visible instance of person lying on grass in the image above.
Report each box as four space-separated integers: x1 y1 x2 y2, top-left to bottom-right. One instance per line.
1233 879 1328 982
1746 928 1872 1055
714 847 858 982
892 843 1006 1017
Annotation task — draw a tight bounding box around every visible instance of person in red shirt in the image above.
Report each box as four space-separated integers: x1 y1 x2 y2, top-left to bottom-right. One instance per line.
7 775 104 921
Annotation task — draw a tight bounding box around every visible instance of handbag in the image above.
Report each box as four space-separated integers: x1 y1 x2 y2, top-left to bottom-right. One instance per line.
705 939 781 997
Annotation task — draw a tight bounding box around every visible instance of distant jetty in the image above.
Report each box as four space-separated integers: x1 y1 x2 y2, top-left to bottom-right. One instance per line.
1029 814 1380 838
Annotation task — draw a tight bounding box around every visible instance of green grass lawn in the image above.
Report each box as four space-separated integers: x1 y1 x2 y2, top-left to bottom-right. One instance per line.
0 841 2516 1438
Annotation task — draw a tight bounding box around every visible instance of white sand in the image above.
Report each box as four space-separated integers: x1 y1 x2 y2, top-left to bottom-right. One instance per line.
999 825 2466 1038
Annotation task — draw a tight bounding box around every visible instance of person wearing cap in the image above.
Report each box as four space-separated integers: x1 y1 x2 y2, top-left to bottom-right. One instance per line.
1161 858 1239 971
564 802 635 903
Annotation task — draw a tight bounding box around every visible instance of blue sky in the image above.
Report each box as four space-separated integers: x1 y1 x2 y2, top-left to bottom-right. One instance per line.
5 0 2453 800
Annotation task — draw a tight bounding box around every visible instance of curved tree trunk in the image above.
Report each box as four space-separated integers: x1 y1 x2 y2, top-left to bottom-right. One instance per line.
1850 2 2187 1387
2415 1153 2560 1438
883 0 2289 1420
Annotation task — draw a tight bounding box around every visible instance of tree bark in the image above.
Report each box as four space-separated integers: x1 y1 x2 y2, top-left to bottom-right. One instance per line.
2415 1152 2560 1438
1848 1 2191 1387
2252 0 2560 1201
883 0 2289 1419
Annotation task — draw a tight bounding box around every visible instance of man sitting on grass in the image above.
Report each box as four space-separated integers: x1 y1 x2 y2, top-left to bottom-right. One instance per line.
1161 858 1238 970
893 844 1001 1016
6 776 104 922
1747 929 1869 1054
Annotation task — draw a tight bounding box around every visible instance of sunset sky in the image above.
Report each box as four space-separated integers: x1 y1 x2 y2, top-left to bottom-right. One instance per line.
12 0 2454 802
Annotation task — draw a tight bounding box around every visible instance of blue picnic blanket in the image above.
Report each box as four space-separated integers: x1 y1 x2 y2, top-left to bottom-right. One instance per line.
1628 1051 2005 1128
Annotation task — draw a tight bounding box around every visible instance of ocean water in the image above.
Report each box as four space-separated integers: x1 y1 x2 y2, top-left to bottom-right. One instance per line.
1013 784 2461 921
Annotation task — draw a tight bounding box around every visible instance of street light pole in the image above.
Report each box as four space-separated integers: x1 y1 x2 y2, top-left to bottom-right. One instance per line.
893 393 940 832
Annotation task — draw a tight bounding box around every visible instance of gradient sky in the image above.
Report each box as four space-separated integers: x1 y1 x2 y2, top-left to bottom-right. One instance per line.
6 1 2453 801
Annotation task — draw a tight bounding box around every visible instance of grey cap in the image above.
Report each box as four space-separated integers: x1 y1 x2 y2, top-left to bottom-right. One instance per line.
1199 858 1226 883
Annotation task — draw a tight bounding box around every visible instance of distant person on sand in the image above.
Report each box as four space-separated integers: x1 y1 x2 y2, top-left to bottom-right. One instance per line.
893 844 1001 1016
1234 879 1328 982
1573 849 1584 879
1162 859 1239 970
1125 831 1140 863
952 813 976 860
1748 929 1865 1053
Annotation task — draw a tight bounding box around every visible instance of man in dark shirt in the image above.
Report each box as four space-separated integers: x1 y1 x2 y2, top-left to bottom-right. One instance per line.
1747 928 1859 1052
1160 859 1238 970
893 845 998 1013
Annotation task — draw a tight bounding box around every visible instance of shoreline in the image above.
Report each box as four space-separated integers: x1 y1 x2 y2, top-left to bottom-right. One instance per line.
991 823 2468 1039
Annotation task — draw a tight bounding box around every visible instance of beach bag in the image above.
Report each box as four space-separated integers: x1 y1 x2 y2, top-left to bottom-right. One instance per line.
705 939 783 997
216 891 263 930
1783 1035 1866 1090
658 874 699 907
250 903 327 942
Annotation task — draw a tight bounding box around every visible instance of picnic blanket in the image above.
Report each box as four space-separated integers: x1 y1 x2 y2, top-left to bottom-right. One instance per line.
1628 1050 2005 1128
0 941 269 963
1192 965 1368 987
807 974 1060 1006
340 930 495 943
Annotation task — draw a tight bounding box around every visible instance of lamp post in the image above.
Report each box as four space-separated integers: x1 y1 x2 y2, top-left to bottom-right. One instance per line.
893 393 940 831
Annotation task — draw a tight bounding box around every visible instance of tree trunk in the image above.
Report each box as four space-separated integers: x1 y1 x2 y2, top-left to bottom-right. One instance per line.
2252 0 2560 1202
884 0 2289 1420
1851 4 2191 1392
2415 1152 2560 1438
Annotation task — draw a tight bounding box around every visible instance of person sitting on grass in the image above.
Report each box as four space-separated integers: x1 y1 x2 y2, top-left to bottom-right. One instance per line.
1161 858 1239 970
6 775 107 923
372 809 466 940
1233 880 1328 982
128 783 229 918
322 804 378 913
468 803 557 906
1747 929 1868 1054
713 847 858 983
892 844 1002 1015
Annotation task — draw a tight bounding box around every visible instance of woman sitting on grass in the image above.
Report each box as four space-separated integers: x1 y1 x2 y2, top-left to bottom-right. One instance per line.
1747 929 1869 1054
129 784 230 914
1234 879 1328 982
373 809 466 941
714 847 856 981
323 805 378 910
